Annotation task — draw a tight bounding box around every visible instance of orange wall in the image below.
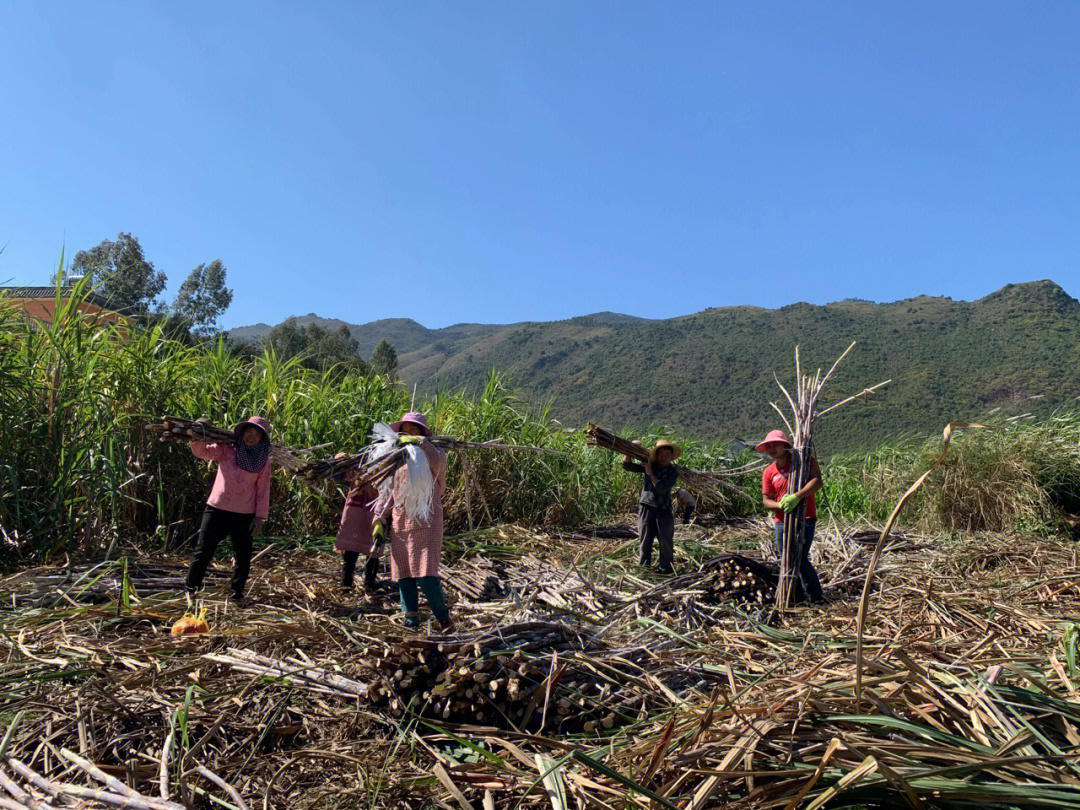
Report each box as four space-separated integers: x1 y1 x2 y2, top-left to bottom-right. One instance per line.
6 298 129 325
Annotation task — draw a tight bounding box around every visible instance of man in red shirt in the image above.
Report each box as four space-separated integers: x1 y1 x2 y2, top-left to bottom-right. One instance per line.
757 429 825 604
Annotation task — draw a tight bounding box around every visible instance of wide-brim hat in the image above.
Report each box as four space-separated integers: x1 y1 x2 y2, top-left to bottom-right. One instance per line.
649 439 682 463
391 411 432 437
755 429 791 452
234 416 270 441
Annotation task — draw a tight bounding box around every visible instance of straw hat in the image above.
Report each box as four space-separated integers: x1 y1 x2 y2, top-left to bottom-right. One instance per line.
754 429 792 452
649 439 682 463
391 411 433 437
233 416 270 441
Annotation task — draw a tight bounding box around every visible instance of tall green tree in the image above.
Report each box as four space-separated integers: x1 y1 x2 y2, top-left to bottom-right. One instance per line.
266 317 308 359
371 338 398 377
265 319 368 375
310 324 368 374
67 233 167 314
172 260 233 336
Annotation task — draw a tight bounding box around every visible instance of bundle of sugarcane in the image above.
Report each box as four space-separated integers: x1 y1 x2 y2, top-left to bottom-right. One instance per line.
699 554 776 607
290 433 559 486
584 424 749 502
204 620 679 733
410 622 589 725
289 450 369 483
631 553 779 630
401 622 686 731
147 415 312 471
204 621 575 725
770 343 890 609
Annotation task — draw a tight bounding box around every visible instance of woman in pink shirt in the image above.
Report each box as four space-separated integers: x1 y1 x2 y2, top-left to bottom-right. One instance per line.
185 416 272 604
371 411 452 631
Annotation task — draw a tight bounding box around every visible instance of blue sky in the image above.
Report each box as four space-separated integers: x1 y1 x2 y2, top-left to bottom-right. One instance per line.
2 1 1077 329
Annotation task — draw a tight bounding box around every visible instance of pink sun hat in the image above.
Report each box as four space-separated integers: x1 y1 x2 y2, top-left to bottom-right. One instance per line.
755 429 792 452
391 411 433 437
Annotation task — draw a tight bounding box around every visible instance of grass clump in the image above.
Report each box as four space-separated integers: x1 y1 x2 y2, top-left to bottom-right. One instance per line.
820 414 1080 533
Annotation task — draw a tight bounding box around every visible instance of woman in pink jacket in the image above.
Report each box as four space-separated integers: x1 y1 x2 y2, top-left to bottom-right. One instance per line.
185 416 272 604
371 412 452 631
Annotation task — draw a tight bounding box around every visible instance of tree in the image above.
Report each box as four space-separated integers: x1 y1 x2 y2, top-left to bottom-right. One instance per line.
310 324 368 375
172 260 233 336
371 339 398 377
266 318 308 359
265 319 368 375
67 233 167 314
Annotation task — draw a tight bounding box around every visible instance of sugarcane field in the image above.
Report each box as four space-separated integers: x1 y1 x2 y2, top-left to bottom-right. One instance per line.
6 6 1080 808
3 302 1080 810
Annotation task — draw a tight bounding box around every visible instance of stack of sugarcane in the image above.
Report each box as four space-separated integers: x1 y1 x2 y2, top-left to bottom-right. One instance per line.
205 620 685 733
631 553 779 629
770 343 890 609
699 554 776 607
147 416 311 471
585 424 750 502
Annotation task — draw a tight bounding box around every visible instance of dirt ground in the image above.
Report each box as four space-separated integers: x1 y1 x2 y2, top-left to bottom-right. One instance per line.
3 517 1080 809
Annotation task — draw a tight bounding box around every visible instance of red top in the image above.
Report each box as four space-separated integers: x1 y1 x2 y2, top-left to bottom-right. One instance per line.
762 457 822 523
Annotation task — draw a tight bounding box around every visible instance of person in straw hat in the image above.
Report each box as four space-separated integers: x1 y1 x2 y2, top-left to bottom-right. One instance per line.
371 411 454 632
623 439 681 574
757 429 824 604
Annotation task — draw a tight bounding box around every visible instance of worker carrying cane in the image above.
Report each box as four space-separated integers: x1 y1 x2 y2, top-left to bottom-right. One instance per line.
623 439 680 575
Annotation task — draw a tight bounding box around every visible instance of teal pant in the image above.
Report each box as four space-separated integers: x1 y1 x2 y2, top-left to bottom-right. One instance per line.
398 576 449 625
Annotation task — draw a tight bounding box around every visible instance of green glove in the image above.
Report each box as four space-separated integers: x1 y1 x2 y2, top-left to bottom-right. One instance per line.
372 522 387 541
779 494 801 513
398 435 422 445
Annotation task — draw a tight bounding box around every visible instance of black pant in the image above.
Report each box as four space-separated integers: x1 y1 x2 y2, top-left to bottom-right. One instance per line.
773 519 824 603
341 551 359 588
186 506 255 597
638 505 675 571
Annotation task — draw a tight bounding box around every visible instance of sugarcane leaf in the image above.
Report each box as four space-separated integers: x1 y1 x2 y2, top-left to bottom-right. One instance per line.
570 749 680 810
418 721 507 768
829 715 994 753
635 615 704 649
0 710 26 758
119 556 131 612
1065 623 1079 680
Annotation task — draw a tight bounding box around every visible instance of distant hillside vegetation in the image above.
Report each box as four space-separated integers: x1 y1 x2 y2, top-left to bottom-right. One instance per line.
230 281 1080 453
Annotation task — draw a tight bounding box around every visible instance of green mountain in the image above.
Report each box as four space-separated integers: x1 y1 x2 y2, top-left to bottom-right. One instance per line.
227 315 506 358
232 281 1080 453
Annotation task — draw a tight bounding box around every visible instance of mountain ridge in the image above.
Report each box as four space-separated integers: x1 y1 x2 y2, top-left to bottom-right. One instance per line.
228 280 1080 451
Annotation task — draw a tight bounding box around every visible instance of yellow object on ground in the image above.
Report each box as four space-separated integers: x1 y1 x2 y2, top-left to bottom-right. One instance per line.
171 608 210 635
